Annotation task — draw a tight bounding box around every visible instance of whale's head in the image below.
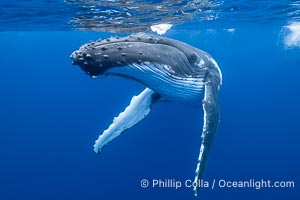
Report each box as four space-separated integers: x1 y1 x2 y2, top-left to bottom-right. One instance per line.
70 33 222 101
70 33 216 78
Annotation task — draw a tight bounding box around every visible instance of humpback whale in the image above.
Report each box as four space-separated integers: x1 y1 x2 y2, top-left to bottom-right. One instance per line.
70 33 222 196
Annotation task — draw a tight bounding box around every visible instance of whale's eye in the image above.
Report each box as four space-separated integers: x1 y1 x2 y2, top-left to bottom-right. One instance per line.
187 53 198 64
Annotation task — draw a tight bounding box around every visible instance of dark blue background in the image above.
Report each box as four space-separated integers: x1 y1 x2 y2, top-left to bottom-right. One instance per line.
0 27 299 199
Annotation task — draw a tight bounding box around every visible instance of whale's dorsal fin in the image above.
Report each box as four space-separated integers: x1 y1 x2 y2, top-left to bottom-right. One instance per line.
193 77 220 196
93 88 160 153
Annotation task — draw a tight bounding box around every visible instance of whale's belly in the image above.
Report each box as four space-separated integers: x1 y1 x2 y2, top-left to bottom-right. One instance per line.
106 62 205 103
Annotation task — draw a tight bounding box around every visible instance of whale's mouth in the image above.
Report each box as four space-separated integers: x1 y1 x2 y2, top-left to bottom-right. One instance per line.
70 33 203 77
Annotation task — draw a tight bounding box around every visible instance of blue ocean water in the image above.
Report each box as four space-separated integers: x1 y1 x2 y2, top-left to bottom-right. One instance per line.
0 1 300 200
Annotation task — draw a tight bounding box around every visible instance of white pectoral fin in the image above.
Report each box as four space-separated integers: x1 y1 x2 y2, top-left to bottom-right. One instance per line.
193 79 220 196
94 88 160 153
